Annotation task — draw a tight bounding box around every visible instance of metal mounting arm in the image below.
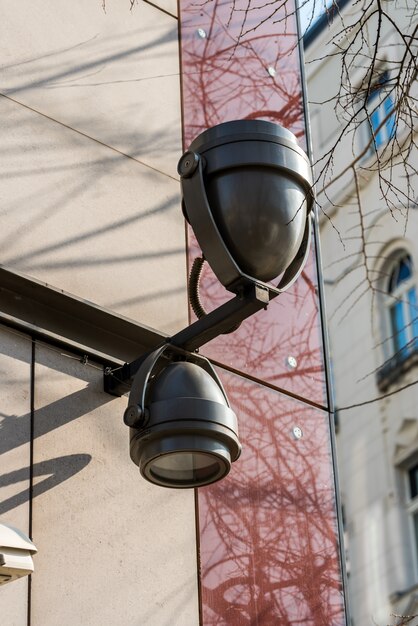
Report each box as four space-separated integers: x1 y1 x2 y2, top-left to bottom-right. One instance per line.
104 211 312 397
104 281 272 397
104 120 314 398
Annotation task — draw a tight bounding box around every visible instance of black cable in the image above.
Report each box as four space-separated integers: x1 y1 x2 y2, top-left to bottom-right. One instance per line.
188 257 207 320
188 257 241 334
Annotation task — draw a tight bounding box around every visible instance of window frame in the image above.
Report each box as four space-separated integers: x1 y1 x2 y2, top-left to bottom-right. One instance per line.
376 248 418 390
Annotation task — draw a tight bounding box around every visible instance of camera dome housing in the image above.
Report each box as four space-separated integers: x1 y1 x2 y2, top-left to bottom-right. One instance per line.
127 350 241 489
179 119 314 289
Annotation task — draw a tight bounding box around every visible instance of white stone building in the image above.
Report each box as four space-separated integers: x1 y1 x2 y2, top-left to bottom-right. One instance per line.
305 1 418 624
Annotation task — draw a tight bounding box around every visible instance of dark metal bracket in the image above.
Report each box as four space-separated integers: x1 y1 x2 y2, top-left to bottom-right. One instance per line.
123 344 231 428
104 207 312 397
104 281 273 397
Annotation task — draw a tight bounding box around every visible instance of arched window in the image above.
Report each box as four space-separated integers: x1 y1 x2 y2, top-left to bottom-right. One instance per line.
387 254 418 354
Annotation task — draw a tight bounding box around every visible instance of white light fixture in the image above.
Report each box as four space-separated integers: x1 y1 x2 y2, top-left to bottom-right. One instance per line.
0 523 37 585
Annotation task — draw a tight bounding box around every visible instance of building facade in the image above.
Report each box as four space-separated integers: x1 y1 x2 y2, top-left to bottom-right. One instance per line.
305 1 418 624
0 1 347 624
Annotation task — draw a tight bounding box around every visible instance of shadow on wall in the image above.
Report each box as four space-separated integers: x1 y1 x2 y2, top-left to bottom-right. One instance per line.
0 454 92 515
0 382 113 458
1 192 180 275
0 26 178 100
0 367 112 514
0 17 185 324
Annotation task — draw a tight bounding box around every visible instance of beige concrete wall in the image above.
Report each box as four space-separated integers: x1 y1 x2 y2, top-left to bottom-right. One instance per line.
0 2 200 623
0 0 187 335
0 329 200 625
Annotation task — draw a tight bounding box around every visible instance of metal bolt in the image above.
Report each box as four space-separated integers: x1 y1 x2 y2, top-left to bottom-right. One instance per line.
286 355 298 369
177 151 199 178
197 28 207 39
292 426 303 440
124 405 143 428
267 66 276 77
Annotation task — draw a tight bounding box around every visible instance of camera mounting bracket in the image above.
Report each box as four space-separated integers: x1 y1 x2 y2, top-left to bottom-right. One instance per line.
104 120 314 397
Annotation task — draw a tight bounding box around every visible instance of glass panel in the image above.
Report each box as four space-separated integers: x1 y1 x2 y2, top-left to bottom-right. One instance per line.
197 371 346 625
179 0 327 408
179 0 306 150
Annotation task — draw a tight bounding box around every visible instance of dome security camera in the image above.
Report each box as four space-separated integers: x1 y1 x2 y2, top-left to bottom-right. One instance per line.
178 119 314 294
124 345 241 489
0 523 37 585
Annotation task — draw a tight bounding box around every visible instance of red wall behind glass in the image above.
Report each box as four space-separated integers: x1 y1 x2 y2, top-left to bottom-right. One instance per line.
200 371 345 625
179 0 346 622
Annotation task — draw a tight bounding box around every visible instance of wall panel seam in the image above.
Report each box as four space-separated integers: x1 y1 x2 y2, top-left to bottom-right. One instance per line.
0 92 178 182
143 0 178 20
27 339 35 626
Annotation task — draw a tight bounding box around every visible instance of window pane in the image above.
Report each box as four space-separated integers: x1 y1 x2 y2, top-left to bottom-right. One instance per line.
371 108 384 148
389 256 412 293
398 256 412 283
413 512 418 561
368 78 396 150
390 301 408 351
408 287 418 341
384 95 396 140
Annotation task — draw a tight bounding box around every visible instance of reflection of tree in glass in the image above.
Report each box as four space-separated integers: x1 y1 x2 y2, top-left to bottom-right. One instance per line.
198 372 345 625
180 0 326 406
187 229 326 407
180 0 305 148
179 0 344 620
